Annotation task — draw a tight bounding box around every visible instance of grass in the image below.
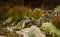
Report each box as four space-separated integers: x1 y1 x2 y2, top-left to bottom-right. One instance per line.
0 6 43 21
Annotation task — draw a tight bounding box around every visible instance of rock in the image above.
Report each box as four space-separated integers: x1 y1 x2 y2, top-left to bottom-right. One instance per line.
16 25 46 37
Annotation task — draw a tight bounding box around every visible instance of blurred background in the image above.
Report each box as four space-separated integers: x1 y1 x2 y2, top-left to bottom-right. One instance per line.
0 0 60 37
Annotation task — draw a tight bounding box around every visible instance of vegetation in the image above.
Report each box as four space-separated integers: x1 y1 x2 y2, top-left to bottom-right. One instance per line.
0 0 60 37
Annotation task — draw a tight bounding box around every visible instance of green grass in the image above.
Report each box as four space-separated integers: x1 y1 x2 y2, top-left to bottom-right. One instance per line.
0 6 43 21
